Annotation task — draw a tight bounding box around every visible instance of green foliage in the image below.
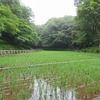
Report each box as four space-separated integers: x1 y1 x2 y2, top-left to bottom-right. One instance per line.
0 0 22 17
72 32 93 48
21 6 34 22
35 0 100 50
0 0 34 22
73 0 100 48
0 39 23 50
0 5 19 33
16 19 39 47
0 5 20 45
0 0 99 50
0 0 39 49
0 51 100 99
36 16 75 48
81 46 100 53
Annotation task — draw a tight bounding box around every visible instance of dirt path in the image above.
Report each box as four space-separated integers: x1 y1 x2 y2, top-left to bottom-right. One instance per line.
0 58 100 70
92 95 100 100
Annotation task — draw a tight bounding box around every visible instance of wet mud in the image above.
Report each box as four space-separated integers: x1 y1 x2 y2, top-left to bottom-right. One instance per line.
0 78 99 100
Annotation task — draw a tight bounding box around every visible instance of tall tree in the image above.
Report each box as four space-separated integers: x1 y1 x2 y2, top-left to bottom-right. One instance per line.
0 5 19 41
36 16 75 48
73 0 100 48
0 0 39 48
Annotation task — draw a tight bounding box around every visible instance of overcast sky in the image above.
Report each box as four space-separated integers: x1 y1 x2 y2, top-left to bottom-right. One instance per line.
21 0 76 25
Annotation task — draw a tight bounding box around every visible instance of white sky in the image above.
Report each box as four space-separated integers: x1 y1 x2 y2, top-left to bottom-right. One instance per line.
21 0 76 25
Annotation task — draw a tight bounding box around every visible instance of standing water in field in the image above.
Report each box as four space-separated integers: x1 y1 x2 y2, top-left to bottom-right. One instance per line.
1 77 100 100
29 79 76 100
29 79 100 100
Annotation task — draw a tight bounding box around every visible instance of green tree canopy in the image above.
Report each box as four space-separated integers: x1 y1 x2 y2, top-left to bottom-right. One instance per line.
73 0 100 48
36 16 75 48
0 0 39 49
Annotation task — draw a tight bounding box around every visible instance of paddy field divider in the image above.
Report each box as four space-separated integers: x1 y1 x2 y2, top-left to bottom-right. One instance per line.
0 58 100 70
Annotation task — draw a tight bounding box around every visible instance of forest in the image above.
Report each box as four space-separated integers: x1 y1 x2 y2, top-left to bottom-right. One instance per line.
0 0 100 51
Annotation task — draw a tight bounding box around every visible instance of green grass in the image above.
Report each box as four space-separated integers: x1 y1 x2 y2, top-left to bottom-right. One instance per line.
0 51 100 99
0 51 100 67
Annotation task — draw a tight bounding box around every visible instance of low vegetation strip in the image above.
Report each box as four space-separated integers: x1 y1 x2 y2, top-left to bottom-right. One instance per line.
0 51 100 67
0 58 100 70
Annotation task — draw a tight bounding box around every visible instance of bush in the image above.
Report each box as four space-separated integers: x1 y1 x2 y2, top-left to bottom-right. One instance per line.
81 46 100 53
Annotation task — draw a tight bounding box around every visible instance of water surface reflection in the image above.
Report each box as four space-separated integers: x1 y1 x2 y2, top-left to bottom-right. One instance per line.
29 79 76 100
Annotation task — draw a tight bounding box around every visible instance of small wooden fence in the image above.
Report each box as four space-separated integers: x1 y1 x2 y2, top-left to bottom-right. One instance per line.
0 50 34 55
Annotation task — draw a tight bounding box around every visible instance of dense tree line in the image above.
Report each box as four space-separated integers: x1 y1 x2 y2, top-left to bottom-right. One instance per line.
36 0 100 49
0 0 39 49
0 0 99 50
73 0 100 49
36 16 75 48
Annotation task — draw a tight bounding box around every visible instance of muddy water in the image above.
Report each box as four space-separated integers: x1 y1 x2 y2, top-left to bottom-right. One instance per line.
29 79 100 100
1 78 31 100
0 78 100 100
29 79 76 100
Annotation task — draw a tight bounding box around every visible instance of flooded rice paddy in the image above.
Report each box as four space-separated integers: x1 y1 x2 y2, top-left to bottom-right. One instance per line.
0 68 100 100
0 51 100 100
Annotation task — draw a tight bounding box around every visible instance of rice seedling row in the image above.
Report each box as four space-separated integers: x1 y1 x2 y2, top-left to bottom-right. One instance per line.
0 51 100 100
0 51 100 68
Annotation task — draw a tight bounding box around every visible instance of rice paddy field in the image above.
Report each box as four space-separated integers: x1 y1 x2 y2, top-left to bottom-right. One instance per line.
0 50 100 100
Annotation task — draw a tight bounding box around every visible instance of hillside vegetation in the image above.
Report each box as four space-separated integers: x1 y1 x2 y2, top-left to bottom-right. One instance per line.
0 0 100 51
0 0 39 49
36 0 100 50
0 39 24 50
81 46 100 53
